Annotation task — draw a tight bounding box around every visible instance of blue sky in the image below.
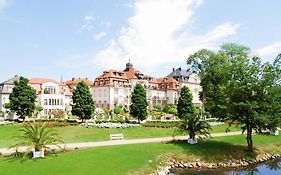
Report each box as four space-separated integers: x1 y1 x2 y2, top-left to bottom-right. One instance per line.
0 0 281 82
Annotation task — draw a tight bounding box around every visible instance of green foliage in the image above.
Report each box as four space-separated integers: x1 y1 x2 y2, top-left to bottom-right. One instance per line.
177 86 195 118
149 111 164 120
3 102 11 109
130 84 148 122
35 105 43 112
177 115 211 140
10 122 63 153
142 121 180 128
153 104 162 111
103 108 110 117
114 105 124 115
72 81 95 122
187 43 281 151
163 104 176 113
176 86 210 140
9 77 37 120
168 106 178 116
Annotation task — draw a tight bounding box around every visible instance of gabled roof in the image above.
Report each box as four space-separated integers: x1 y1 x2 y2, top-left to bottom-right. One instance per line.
29 78 59 84
167 67 192 78
0 75 21 85
97 70 128 80
64 78 94 86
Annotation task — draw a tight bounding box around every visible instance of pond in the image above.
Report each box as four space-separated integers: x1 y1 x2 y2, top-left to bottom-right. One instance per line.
170 158 281 175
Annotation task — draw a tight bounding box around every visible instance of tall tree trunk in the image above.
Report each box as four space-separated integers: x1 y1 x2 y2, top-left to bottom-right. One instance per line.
246 124 253 152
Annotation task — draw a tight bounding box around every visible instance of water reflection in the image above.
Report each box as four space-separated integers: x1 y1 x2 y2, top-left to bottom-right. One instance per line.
171 158 281 175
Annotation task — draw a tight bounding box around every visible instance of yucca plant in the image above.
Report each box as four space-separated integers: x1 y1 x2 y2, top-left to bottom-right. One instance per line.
10 122 64 157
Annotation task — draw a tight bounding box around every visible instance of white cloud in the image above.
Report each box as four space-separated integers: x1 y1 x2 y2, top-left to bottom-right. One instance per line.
78 15 94 32
94 32 107 41
256 41 281 58
93 0 239 73
0 0 10 11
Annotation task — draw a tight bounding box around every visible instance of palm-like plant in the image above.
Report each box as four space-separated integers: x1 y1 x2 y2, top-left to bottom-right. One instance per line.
177 114 211 142
10 122 63 156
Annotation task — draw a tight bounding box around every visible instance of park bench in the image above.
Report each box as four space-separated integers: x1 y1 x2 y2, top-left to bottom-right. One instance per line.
110 133 124 140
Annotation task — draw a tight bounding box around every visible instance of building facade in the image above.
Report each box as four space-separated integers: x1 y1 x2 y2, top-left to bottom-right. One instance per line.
167 67 202 106
29 78 70 116
0 63 202 117
92 62 201 110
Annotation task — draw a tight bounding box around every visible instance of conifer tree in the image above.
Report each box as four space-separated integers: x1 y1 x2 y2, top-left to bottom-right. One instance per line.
72 81 95 122
130 84 148 123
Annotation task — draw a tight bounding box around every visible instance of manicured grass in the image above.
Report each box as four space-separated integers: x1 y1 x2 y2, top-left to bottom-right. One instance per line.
0 134 280 175
0 125 175 147
54 126 175 144
211 124 241 133
0 123 240 148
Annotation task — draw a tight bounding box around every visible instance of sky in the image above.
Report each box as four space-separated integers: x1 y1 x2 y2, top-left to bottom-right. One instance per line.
0 0 281 82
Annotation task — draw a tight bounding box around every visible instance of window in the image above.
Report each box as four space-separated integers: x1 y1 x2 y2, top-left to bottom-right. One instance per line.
44 86 56 94
49 99 52 105
104 89 107 97
99 90 102 97
44 99 48 105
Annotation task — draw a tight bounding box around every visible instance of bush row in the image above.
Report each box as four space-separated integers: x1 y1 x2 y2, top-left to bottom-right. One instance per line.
142 121 180 128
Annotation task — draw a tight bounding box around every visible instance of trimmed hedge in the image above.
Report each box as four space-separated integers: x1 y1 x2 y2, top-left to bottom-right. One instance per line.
142 121 180 128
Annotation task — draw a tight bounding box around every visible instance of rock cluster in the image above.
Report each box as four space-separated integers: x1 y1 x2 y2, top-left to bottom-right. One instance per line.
152 153 281 175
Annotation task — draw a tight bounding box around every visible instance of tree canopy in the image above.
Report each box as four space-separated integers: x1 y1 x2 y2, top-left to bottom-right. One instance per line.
72 81 95 122
187 43 281 151
130 84 148 122
9 77 37 120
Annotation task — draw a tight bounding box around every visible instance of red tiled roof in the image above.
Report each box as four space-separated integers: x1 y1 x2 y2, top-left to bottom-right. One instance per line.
29 78 59 84
64 78 94 86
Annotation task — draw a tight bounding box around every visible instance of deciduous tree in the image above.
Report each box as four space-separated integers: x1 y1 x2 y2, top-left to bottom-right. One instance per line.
9 77 36 121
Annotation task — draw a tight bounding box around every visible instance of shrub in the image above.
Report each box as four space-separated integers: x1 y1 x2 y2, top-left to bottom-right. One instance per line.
142 121 180 128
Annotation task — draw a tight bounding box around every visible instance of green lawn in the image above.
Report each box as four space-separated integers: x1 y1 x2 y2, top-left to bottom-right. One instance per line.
211 123 241 133
0 124 241 148
0 134 280 175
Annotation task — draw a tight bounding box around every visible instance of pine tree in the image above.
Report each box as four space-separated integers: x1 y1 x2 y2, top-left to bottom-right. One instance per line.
9 77 37 121
72 81 95 122
177 86 195 118
130 84 148 123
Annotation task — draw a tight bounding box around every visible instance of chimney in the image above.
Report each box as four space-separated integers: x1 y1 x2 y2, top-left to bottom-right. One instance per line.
172 68 175 72
72 78 75 81
179 67 181 71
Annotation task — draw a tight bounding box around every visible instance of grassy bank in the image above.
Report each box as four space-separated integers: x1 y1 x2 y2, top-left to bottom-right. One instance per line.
0 134 280 175
0 124 241 148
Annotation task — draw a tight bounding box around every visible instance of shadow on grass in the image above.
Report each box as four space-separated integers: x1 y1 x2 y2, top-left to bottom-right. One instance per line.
167 139 256 162
2 152 59 164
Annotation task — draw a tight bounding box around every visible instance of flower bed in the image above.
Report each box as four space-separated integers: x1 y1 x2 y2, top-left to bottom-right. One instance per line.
93 122 140 128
